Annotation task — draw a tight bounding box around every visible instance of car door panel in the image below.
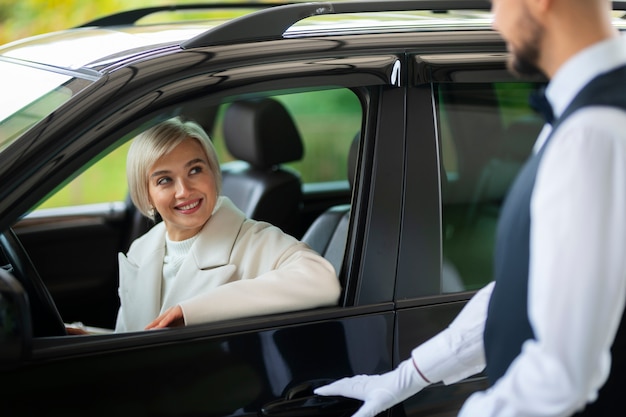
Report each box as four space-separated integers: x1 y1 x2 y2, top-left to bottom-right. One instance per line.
395 300 489 416
2 310 394 417
403 377 488 417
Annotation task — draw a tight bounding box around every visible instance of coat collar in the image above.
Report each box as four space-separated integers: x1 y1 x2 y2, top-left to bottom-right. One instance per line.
128 196 246 268
188 196 246 269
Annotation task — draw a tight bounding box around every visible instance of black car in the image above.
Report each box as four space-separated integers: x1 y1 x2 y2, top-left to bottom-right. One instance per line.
2 1 622 416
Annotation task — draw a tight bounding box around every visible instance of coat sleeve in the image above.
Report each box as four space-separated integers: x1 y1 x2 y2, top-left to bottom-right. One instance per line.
180 223 341 325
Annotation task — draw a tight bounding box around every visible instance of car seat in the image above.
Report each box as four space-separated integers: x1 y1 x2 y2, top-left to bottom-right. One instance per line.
301 133 358 276
221 98 304 237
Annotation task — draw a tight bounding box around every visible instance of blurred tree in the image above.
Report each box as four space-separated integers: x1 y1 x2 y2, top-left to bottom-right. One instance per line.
0 0 160 45
0 0 277 45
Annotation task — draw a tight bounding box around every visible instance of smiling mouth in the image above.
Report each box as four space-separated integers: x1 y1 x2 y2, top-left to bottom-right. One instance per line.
177 199 201 211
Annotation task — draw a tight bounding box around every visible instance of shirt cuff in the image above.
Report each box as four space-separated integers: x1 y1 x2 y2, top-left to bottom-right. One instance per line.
411 329 485 385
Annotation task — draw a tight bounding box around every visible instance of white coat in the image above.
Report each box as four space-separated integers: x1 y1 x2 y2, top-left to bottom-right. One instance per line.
115 197 340 332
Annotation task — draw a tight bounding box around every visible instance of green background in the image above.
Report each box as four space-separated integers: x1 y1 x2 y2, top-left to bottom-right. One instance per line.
0 1 291 45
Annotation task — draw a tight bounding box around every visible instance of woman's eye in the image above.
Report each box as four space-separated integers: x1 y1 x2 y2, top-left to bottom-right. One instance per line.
190 166 203 175
156 177 171 186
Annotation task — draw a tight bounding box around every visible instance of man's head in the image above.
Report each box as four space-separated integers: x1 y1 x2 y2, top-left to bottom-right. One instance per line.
491 0 616 78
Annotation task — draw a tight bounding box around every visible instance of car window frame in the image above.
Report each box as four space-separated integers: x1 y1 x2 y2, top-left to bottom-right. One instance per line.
5 49 407 354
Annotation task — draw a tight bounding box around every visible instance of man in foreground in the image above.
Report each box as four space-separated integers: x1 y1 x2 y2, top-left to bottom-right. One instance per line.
316 1 626 416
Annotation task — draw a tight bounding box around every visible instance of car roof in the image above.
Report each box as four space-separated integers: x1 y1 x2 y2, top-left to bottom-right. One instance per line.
4 0 626 74
0 1 500 72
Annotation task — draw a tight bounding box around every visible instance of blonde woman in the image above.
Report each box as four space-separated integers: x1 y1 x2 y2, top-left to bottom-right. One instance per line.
116 117 340 332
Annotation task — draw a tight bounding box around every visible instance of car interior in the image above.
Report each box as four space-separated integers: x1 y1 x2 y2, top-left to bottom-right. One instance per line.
220 98 305 238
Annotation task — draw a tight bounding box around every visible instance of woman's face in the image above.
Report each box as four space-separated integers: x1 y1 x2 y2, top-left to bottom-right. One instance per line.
148 138 217 241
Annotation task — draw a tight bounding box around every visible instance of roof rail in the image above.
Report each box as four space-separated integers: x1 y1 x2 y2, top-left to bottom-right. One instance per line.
181 0 495 49
76 2 281 28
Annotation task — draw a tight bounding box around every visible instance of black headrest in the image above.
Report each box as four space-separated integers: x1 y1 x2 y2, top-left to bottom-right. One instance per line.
223 98 304 169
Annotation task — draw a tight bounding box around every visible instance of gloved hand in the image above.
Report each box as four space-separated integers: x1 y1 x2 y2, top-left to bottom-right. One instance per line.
314 358 430 417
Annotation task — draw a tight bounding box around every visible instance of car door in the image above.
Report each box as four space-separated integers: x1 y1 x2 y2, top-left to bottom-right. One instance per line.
0 42 407 416
393 54 547 416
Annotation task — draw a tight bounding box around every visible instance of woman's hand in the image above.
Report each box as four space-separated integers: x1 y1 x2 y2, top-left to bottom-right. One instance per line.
145 305 185 329
65 326 90 335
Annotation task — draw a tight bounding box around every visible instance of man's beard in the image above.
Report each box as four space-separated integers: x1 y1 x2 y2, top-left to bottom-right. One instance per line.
508 45 544 78
507 8 546 79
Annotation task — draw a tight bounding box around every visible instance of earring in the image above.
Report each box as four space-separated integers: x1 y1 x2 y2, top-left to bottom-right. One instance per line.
148 206 155 217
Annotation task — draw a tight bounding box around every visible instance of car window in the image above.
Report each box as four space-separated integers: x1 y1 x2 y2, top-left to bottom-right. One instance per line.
18 85 364 337
39 88 361 210
439 81 545 292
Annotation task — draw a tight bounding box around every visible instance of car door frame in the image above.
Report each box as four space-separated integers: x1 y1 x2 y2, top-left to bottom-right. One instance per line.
0 38 410 416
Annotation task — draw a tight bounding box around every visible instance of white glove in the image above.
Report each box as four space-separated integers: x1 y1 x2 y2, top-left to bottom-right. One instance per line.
314 358 429 417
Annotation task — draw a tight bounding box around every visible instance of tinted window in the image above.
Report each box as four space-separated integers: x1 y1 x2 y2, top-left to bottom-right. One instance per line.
439 81 544 292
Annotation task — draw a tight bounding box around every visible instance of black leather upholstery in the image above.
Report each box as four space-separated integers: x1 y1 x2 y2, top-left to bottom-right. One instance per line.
221 98 304 236
301 134 359 276
301 204 351 274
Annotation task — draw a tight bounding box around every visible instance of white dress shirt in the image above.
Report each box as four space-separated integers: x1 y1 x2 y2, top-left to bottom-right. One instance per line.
412 35 626 417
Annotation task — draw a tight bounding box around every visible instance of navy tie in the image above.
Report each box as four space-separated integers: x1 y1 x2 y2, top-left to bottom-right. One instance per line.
529 87 554 125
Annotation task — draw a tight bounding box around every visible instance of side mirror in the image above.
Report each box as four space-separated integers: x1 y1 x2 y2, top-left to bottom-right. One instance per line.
0 267 31 370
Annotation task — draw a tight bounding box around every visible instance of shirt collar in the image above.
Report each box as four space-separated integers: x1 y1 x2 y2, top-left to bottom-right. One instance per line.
546 34 626 120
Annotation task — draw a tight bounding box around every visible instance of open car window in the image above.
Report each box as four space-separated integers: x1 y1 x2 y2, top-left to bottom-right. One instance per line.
13 86 363 338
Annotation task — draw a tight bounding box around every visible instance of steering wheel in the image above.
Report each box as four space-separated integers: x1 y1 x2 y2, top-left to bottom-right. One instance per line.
0 228 66 337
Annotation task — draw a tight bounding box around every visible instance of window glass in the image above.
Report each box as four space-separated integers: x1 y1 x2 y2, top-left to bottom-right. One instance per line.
439 82 545 291
0 60 96 151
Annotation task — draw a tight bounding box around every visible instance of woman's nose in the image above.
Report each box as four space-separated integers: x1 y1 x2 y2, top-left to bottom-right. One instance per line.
175 178 191 198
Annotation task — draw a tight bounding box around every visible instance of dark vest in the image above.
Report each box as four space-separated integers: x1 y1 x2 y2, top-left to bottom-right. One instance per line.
483 64 626 416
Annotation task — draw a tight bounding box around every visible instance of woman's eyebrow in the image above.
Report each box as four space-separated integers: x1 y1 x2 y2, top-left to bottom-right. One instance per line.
186 158 208 167
150 169 170 179
150 158 208 178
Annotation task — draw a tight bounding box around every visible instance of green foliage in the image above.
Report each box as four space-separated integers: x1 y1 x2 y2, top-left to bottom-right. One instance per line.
1 0 127 45
0 0 285 45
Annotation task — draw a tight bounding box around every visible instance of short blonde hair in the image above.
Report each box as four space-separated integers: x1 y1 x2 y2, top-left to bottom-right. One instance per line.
127 117 222 220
